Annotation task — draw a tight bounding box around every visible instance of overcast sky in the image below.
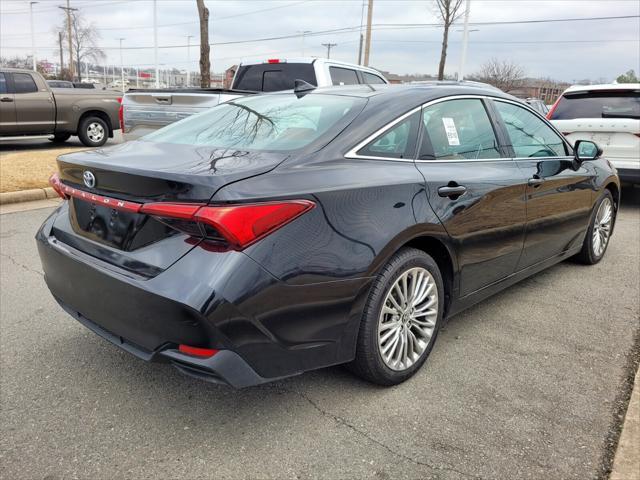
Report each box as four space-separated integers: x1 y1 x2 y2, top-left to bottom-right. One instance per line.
1 0 638 82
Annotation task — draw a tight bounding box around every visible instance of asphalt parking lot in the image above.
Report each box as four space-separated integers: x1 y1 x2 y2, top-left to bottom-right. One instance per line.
1 188 638 480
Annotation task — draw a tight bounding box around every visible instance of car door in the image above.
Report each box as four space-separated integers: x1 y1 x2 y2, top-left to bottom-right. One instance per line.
414 97 527 297
11 72 55 134
491 99 594 270
0 72 17 134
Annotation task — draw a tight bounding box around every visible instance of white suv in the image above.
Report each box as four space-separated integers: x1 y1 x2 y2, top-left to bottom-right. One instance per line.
548 83 639 183
231 58 388 91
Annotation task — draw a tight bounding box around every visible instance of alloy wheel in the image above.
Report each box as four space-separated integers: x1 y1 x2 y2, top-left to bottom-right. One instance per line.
378 267 438 371
592 197 613 258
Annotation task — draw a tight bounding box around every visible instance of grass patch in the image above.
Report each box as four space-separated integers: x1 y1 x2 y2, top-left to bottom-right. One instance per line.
0 147 85 193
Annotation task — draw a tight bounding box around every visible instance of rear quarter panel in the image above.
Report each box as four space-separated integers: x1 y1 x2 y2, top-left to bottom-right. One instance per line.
52 90 121 133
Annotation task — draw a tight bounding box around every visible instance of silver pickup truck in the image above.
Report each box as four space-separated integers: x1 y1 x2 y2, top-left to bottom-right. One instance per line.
0 68 121 147
121 58 388 141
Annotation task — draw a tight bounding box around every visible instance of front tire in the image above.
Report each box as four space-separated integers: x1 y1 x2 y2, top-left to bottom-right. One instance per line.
574 190 615 265
78 116 108 147
348 248 444 386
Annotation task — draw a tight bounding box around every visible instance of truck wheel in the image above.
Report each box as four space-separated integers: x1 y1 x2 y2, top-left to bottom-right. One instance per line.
78 116 108 147
50 133 71 143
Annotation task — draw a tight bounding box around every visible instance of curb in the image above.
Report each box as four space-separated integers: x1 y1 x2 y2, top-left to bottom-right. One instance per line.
611 367 640 480
0 187 57 205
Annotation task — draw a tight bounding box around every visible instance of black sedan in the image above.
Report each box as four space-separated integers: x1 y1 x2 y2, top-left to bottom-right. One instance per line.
37 83 620 387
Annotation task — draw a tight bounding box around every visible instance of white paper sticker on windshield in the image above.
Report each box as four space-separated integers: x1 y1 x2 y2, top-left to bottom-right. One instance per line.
442 117 460 146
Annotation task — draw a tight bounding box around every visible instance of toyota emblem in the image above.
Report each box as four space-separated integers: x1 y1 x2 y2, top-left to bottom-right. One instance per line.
83 171 96 189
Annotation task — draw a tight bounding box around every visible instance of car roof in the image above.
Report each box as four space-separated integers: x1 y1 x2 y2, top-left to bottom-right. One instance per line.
564 83 640 93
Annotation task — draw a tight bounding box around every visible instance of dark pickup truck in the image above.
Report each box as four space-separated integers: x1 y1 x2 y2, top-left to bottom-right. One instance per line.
0 68 121 147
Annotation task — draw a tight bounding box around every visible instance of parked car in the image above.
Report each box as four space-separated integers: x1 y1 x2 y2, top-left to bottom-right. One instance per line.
548 83 640 183
38 83 619 388
524 97 549 115
121 58 388 140
0 68 121 147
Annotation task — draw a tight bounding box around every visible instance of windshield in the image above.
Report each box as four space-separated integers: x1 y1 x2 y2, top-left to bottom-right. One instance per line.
550 91 640 120
143 93 366 151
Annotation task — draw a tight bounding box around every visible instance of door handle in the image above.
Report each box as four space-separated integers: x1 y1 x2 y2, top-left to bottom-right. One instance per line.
0 97 13 103
438 184 467 198
528 176 545 187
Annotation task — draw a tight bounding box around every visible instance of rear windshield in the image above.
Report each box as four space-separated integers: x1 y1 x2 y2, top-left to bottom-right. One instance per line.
232 63 317 92
550 91 640 120
143 93 366 151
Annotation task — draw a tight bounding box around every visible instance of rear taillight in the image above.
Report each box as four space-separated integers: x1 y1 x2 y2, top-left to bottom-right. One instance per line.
117 98 125 134
48 173 68 199
140 200 315 250
546 96 562 120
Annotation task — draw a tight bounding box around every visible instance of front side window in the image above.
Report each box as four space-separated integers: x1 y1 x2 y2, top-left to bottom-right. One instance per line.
144 93 366 152
495 101 567 158
419 99 501 160
330 67 359 86
12 73 38 94
357 111 420 159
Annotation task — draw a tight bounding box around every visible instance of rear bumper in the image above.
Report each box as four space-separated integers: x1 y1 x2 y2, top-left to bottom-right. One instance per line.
616 168 640 184
56 300 274 388
36 207 368 387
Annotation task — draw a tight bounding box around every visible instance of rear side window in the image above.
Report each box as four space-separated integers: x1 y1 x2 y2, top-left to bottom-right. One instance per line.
330 67 359 86
232 63 317 92
495 101 567 157
550 91 640 120
357 111 420 159
12 73 38 94
419 99 501 160
0 73 7 94
362 72 385 84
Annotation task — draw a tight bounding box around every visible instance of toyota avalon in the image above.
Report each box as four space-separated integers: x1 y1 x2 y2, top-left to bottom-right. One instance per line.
37 83 620 387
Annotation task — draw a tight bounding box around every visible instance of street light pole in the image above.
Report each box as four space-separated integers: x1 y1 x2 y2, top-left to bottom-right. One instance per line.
118 38 125 93
458 0 471 81
296 30 311 56
29 2 38 71
186 35 193 86
153 0 159 88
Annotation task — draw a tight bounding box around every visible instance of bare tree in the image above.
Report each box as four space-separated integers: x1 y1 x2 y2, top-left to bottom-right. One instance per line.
56 10 105 82
471 58 525 93
196 0 211 88
432 0 464 80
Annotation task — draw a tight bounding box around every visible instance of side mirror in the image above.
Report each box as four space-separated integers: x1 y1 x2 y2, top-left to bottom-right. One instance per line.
574 140 603 162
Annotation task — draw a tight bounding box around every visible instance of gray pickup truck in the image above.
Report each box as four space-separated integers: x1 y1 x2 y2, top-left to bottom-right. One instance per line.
121 57 388 140
0 68 121 147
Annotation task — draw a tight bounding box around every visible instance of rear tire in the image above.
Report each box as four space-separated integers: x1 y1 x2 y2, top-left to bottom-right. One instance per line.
49 133 71 143
348 247 444 386
574 190 615 265
78 116 108 147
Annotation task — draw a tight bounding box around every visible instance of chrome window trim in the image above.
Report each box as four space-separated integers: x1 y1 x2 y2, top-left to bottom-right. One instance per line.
344 94 575 163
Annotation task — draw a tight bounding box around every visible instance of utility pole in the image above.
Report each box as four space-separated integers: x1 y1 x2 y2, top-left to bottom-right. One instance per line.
153 0 159 88
363 0 373 66
357 0 365 65
58 31 64 76
58 1 77 81
322 43 337 59
297 30 311 56
186 35 193 86
118 38 125 93
458 0 471 81
30 2 38 71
